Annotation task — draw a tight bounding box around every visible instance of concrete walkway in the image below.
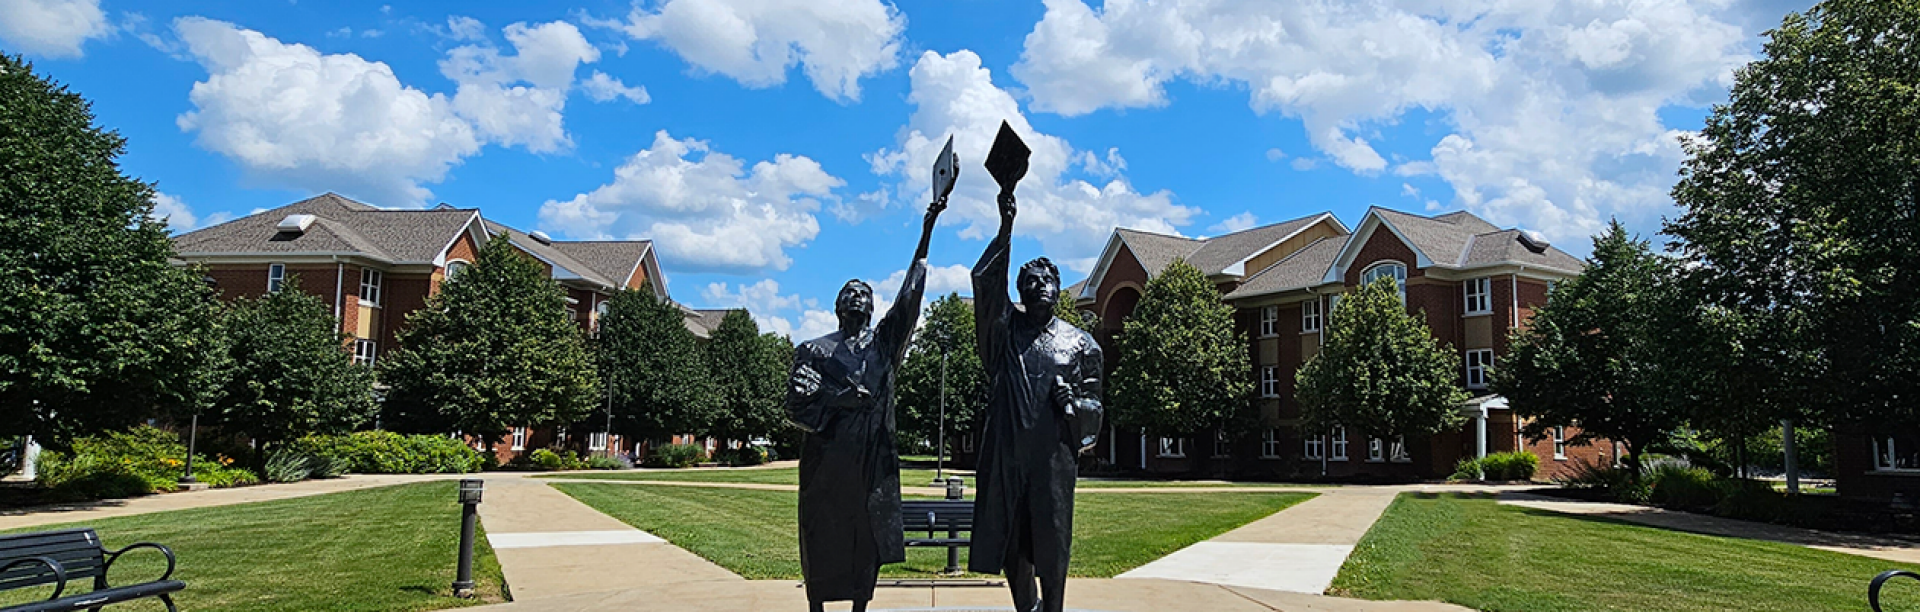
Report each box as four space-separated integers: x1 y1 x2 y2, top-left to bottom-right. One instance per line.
0 472 468 530
1497 491 1920 564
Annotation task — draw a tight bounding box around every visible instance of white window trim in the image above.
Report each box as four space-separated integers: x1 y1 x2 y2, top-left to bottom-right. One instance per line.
359 268 383 307
1259 305 1279 338
1260 429 1281 459
1212 431 1231 459
1390 436 1412 463
1330 427 1349 461
1367 437 1385 462
1301 299 1323 334
1552 426 1568 460
1362 262 1408 303
1873 436 1920 472
1158 437 1186 458
588 431 608 452
1464 277 1492 316
1260 366 1280 398
267 263 286 293
511 427 528 451
961 433 975 454
445 259 471 280
352 339 377 367
1303 435 1324 461
1465 349 1493 390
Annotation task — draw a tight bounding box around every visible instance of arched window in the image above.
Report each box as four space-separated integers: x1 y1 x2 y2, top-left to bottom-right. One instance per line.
1362 262 1407 302
445 260 471 280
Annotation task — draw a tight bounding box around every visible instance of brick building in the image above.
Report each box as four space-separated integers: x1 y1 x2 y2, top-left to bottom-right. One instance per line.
172 193 689 463
1065 207 1613 481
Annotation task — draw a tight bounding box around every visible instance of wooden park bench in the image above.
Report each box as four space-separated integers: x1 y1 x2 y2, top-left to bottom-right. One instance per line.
1 528 183 612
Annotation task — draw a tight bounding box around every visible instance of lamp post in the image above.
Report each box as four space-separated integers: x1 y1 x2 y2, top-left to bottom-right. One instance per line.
183 274 217 489
454 479 484 598
935 349 948 483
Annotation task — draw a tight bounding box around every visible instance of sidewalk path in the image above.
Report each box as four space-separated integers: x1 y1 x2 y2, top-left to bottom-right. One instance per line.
472 474 740 602
1497 491 1920 564
0 472 467 530
1117 484 1530 595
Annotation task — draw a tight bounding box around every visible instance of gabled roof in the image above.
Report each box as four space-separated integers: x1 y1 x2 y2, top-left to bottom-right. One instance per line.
1222 237 1345 300
551 241 653 290
681 307 734 339
173 193 482 264
1081 213 1337 300
1324 207 1585 284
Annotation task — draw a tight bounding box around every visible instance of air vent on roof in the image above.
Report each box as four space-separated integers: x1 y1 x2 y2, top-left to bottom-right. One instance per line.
276 214 317 234
1517 230 1551 253
529 230 553 245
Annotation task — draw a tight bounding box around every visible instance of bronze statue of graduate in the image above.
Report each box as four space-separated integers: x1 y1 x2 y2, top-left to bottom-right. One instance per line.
968 121 1105 612
784 137 957 612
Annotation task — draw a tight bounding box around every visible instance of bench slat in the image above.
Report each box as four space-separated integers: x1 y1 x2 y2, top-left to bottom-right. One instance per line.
0 529 107 592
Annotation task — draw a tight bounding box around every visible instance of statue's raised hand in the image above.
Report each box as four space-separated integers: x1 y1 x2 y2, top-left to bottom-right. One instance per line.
997 191 1017 225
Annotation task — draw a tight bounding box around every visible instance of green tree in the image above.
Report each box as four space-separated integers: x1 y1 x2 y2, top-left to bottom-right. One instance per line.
379 238 599 443
897 293 988 454
1666 0 1920 431
1494 222 1684 476
1054 289 1094 332
1298 276 1467 441
704 310 787 445
595 284 717 444
1110 259 1253 437
212 275 376 463
0 54 224 449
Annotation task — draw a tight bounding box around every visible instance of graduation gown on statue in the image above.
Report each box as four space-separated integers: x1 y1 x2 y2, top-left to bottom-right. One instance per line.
786 262 927 603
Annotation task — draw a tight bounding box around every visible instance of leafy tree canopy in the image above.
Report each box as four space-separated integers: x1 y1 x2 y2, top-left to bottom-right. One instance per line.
1110 259 1253 436
594 283 717 443
379 237 599 442
1666 0 1920 430
897 293 988 452
704 309 788 444
212 275 376 456
1297 276 1467 439
0 54 223 449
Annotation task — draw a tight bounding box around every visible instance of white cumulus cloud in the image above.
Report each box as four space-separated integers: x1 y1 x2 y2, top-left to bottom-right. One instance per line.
148 191 231 232
1011 0 1765 243
0 0 110 58
601 0 904 102
868 50 1202 273
441 19 600 153
581 71 650 104
703 263 973 341
539 130 842 273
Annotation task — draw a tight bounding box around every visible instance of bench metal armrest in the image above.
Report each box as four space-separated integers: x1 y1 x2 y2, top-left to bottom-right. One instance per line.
2 556 69 602
1872 570 1919 612
103 542 178 583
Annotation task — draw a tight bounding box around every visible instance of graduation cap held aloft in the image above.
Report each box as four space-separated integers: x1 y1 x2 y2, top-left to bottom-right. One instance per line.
931 135 959 203
984 120 1030 196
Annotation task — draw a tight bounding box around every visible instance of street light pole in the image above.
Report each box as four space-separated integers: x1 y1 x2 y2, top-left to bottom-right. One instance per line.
180 413 199 485
936 349 947 482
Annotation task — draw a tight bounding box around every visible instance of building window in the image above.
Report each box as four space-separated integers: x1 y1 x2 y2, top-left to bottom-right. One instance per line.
511 427 527 451
961 433 975 453
352 339 377 366
1362 262 1407 302
1303 433 1324 460
1260 366 1280 398
267 263 286 293
1301 299 1323 333
589 431 608 452
1391 436 1412 463
1158 437 1186 458
1464 277 1491 315
1260 306 1278 337
566 306 578 321
1465 349 1494 390
1261 429 1281 459
445 260 470 280
1367 437 1385 462
1552 426 1567 460
1330 427 1349 461
359 268 383 306
1213 430 1231 458
1874 435 1918 471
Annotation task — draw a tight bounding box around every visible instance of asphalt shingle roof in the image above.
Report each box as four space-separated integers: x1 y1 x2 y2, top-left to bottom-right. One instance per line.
1371 208 1584 272
1222 237 1345 300
550 241 652 289
1184 215 1324 276
173 193 478 263
1112 229 1203 277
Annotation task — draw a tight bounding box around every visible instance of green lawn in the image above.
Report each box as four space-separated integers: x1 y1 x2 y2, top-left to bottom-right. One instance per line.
541 466 1322 489
1 482 508 612
553 482 1311 579
1332 492 1920 612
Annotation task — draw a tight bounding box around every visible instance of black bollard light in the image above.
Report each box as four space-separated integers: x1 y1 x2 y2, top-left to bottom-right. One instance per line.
944 476 966 575
453 479 483 598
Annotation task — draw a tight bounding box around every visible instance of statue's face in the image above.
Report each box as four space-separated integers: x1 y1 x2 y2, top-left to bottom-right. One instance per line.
836 280 872 330
1018 264 1058 311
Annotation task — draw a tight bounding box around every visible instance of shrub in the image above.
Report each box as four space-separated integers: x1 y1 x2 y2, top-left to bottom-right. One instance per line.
1647 463 1719 510
712 446 769 466
291 431 484 474
1556 457 1648 503
33 426 261 501
528 448 588 471
644 443 705 468
586 455 632 470
1450 451 1539 481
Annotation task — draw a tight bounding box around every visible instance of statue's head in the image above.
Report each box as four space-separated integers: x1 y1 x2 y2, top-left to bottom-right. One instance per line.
1017 257 1060 312
836 279 873 331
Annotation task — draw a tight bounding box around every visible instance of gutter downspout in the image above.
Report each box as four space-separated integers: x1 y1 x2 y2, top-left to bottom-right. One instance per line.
1510 266 1524 330
333 259 344 322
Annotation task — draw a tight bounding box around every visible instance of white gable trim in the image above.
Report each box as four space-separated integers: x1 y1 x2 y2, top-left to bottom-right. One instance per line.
1220 213 1350 277
1322 209 1434 284
1080 232 1130 301
431 212 488 267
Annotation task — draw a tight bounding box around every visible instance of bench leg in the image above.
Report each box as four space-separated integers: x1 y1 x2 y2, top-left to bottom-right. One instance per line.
161 593 178 612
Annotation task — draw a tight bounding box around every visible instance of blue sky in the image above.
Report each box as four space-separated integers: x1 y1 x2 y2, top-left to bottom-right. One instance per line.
2 0 1813 339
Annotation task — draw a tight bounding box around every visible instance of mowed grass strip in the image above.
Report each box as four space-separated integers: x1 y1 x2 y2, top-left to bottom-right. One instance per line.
553 482 1311 579
1 481 507 612
542 467 1320 489
1332 492 1920 612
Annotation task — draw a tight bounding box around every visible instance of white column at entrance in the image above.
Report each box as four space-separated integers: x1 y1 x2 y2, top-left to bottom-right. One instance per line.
21 436 41 480
1474 411 1488 460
